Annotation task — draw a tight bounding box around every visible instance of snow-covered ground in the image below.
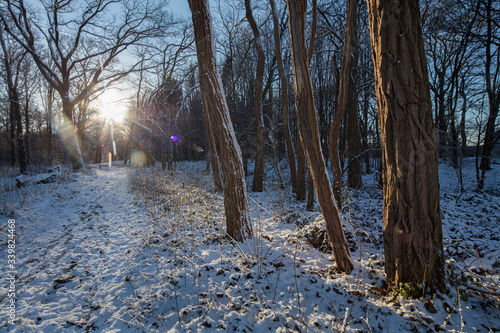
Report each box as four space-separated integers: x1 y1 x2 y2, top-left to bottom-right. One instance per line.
0 158 499 332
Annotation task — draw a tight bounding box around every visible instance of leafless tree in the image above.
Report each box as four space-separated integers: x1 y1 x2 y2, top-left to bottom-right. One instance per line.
366 0 446 294
270 0 297 194
477 0 500 189
0 25 27 173
244 0 266 192
287 0 353 273
1 0 173 169
329 0 357 203
188 0 252 241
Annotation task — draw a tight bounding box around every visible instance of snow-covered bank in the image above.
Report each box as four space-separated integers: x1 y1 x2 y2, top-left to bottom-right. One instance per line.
0 159 499 332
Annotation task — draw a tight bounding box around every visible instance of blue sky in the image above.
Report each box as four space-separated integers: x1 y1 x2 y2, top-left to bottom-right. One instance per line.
169 1 191 19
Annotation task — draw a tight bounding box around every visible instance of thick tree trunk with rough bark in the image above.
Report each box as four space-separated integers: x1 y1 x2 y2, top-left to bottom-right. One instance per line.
287 0 353 273
366 0 446 293
270 0 297 194
189 0 252 241
245 0 266 192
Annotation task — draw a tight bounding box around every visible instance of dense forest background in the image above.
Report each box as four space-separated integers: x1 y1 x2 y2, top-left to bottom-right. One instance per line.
1 0 498 192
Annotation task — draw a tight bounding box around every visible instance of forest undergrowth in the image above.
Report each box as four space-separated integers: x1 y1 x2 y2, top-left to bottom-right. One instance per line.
125 160 500 332
0 160 498 332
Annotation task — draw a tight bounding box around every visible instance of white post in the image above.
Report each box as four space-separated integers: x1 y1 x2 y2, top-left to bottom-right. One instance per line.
109 152 112 167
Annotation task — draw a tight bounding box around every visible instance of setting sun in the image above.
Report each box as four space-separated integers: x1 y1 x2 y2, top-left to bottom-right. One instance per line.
98 89 128 123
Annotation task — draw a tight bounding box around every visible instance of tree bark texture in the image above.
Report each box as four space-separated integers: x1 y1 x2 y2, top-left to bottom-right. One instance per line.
245 0 266 192
202 98 223 192
270 0 297 194
287 0 353 273
366 0 445 293
189 0 252 241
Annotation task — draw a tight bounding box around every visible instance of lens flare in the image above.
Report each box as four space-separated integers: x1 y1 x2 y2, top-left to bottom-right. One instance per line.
131 150 147 166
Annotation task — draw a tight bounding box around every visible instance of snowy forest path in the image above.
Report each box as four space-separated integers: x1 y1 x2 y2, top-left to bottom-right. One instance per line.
1 167 148 332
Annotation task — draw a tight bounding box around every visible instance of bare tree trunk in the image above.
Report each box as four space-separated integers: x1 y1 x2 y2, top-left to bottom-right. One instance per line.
202 99 223 192
435 71 448 152
347 23 363 188
479 98 500 182
189 0 252 241
0 30 26 173
459 88 467 154
366 0 445 293
295 0 316 203
9 101 16 167
306 0 317 210
245 0 265 192
270 0 297 193
347 105 363 188
124 67 144 166
76 98 90 159
346 0 362 189
479 0 500 189
287 0 353 273
46 85 55 164
329 0 357 203
94 121 104 164
306 172 314 210
449 112 459 169
307 0 317 63
60 95 85 170
361 60 371 175
23 72 33 165
124 125 133 165
23 97 30 165
13 88 26 174
296 139 307 200
345 0 362 188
